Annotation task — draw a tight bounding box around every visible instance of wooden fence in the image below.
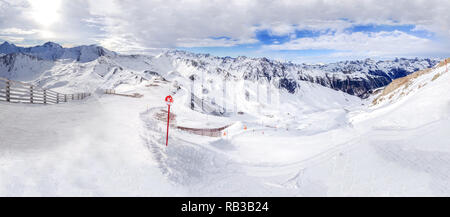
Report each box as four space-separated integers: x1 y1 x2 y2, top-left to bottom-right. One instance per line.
0 77 91 104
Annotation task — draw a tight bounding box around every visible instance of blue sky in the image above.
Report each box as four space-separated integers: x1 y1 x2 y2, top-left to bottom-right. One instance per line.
1 0 449 63
181 23 443 63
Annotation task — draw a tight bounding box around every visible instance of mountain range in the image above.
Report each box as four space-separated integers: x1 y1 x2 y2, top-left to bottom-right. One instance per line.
0 41 440 98
0 41 115 63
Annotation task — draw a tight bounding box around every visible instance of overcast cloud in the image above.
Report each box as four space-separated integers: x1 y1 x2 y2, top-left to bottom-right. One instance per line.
0 0 449 62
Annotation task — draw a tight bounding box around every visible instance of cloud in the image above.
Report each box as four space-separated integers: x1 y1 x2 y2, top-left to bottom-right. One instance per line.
0 0 449 60
265 31 441 55
0 28 36 35
81 0 450 51
176 37 258 48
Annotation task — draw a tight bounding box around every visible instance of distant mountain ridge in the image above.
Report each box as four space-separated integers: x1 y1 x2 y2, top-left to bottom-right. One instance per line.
0 41 440 98
160 50 439 98
0 41 116 63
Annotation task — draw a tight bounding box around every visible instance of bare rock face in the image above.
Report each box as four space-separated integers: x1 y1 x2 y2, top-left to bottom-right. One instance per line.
297 73 392 98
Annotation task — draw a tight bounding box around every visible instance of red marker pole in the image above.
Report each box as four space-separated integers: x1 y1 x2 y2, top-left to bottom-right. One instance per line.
164 95 173 147
166 104 170 146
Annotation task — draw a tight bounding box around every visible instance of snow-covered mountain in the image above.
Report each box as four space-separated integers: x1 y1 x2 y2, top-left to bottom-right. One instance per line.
0 41 116 62
0 41 439 99
160 50 438 98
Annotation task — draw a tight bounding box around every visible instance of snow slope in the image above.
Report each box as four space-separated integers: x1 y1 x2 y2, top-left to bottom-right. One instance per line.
367 58 450 127
1 60 448 196
139 58 450 196
0 61 365 196
0 42 449 196
168 59 450 196
0 86 184 196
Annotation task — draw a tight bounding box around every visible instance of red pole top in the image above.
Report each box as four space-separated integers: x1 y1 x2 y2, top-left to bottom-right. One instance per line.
165 95 174 105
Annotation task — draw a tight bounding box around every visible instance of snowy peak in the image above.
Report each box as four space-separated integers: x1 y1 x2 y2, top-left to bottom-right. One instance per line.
69 45 115 62
0 41 20 53
0 41 116 63
42 41 63 48
21 41 65 61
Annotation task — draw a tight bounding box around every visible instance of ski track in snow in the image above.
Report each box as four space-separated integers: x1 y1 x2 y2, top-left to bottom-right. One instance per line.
139 100 450 196
1 83 449 196
1 57 449 196
0 96 184 196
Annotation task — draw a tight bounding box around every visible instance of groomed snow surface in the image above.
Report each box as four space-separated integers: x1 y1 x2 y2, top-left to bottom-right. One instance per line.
1 63 450 196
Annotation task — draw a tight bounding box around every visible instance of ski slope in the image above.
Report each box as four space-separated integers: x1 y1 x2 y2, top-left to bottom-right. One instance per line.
0 89 186 196
0 57 449 196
